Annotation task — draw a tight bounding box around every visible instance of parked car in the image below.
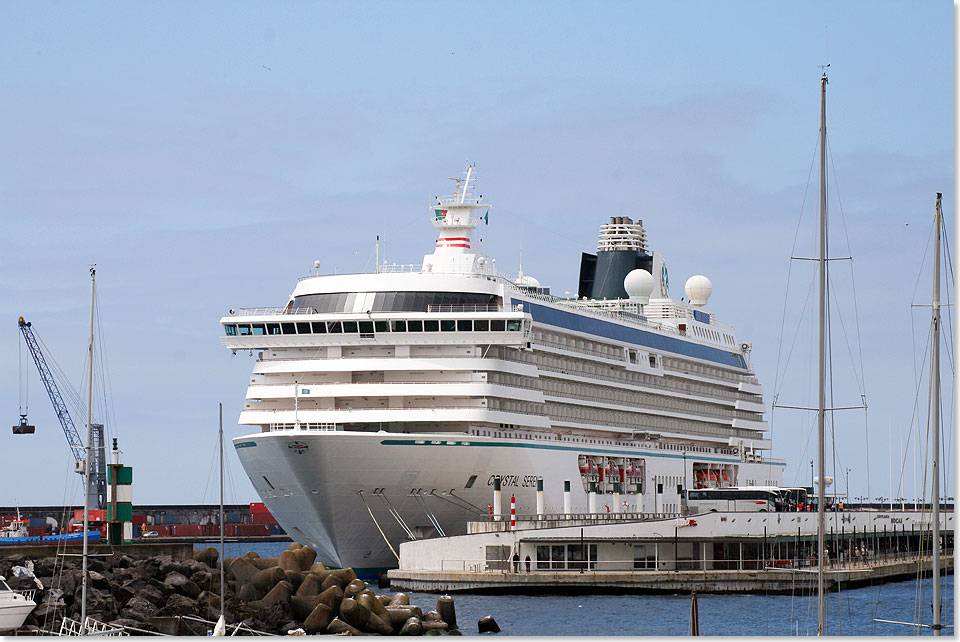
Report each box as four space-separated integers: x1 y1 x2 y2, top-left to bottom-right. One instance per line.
141 530 159 538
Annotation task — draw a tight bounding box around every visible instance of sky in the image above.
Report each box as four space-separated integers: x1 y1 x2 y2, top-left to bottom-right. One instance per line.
1 2 954 509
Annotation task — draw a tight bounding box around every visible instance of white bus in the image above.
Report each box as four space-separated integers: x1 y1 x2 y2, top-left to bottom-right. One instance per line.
685 486 809 513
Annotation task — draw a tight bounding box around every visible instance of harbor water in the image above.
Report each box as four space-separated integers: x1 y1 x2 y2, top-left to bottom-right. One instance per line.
197 541 954 635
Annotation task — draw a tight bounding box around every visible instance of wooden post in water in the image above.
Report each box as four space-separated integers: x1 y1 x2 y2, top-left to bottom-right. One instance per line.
690 592 700 636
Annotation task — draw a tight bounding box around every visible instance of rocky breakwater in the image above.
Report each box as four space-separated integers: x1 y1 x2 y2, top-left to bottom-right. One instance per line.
1 543 494 635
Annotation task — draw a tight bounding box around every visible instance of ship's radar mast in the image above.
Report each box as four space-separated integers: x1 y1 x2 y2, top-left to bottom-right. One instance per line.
422 164 492 274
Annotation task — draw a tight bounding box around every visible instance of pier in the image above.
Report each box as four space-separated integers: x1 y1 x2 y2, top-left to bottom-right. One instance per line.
389 509 954 594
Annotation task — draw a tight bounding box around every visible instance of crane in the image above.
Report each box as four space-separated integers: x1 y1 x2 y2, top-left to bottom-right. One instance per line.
17 316 106 510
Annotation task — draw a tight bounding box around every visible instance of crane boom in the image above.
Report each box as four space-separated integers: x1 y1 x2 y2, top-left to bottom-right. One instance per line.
17 316 106 510
17 317 86 462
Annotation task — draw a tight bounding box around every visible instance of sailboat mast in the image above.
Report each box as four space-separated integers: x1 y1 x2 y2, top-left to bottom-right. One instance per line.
816 71 828 637
931 193 942 635
80 266 96 635
219 402 226 623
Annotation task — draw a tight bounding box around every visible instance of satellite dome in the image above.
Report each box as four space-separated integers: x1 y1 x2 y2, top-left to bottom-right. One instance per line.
517 275 541 288
623 269 655 304
684 275 713 307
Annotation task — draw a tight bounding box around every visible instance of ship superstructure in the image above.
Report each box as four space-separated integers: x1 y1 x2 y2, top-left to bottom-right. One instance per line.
221 166 784 573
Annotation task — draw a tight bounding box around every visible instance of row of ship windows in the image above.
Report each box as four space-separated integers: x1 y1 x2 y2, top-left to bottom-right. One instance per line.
225 319 524 337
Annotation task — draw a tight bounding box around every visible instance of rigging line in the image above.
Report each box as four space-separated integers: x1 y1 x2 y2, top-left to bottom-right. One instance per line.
357 491 400 562
772 135 822 398
826 271 866 395
771 267 819 401
893 331 929 504
376 492 416 540
413 492 445 537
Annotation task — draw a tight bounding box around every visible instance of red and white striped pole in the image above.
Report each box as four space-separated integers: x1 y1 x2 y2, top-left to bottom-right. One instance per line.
510 495 516 529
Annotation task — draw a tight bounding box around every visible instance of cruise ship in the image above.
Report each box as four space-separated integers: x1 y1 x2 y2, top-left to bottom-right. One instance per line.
220 166 784 575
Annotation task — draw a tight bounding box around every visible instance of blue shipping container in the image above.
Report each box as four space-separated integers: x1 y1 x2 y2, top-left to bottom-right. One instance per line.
226 513 242 524
269 523 286 535
164 515 180 524
29 518 47 528
133 525 141 538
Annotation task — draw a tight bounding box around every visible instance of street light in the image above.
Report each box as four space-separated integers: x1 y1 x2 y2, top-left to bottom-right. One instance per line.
845 467 851 502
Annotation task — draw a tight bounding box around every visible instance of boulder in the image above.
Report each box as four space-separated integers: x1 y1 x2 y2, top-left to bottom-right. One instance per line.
163 571 188 590
121 596 159 622
194 547 219 567
161 593 198 617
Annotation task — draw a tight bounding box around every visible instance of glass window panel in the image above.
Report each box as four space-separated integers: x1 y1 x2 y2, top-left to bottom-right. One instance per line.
536 546 551 570
424 319 439 332
374 320 389 333
296 322 312 334
457 320 472 331
440 319 456 332
474 319 489 331
342 321 358 333
267 323 281 335
390 320 406 332
327 321 342 334
237 324 251 336
382 292 396 311
358 321 374 333
252 324 266 335
312 322 327 334
225 324 238 336
407 320 422 332
507 320 521 332
343 293 357 313
281 322 296 335
372 292 385 312
491 320 506 331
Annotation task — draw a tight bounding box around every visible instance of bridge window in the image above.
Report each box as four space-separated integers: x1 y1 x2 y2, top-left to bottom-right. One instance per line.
358 321 374 334
491 320 506 331
474 320 489 331
441 320 456 332
311 322 327 334
281 322 296 334
507 320 522 332
252 324 266 336
407 320 423 332
326 321 342 334
224 324 238 336
458 320 472 331
342 321 358 333
267 323 281 335
374 321 390 333
296 322 312 334
424 320 439 332
391 320 407 332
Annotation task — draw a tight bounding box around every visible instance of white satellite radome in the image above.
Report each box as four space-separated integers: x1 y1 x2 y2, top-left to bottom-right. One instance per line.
684 274 713 307
623 269 655 304
517 275 541 288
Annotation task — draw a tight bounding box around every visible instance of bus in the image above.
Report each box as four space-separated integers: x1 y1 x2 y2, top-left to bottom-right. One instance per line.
685 486 809 513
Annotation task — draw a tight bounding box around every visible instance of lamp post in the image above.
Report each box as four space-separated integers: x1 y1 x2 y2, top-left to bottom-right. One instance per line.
810 460 814 510
845 467 851 505
681 450 687 516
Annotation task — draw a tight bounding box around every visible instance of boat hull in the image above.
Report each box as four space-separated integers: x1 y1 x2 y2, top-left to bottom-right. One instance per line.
234 430 781 573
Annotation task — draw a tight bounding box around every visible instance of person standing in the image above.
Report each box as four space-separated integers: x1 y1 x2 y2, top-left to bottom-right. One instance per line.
512 551 520 573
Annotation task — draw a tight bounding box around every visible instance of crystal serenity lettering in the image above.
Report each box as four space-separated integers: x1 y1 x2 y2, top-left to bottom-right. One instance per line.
487 474 539 488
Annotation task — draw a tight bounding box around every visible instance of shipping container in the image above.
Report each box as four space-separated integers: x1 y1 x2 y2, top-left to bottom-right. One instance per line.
269 523 286 535
29 518 47 528
133 525 141 538
250 502 269 514
235 524 270 537
225 513 242 524
251 513 277 525
173 525 201 537
131 515 147 526
27 527 47 536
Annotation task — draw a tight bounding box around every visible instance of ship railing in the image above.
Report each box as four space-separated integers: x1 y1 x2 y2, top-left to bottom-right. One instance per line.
432 550 954 574
426 304 504 313
270 423 342 431
234 306 317 316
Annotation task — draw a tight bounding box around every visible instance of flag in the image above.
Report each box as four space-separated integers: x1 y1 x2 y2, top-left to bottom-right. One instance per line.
484 212 489 225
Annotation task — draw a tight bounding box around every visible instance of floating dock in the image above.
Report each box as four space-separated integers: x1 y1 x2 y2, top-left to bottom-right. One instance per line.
389 509 954 594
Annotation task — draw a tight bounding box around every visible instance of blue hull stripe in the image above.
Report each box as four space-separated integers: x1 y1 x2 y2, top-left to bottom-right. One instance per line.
514 299 747 369
380 438 787 467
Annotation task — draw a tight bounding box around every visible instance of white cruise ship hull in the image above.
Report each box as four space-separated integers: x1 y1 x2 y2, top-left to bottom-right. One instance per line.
234 429 782 574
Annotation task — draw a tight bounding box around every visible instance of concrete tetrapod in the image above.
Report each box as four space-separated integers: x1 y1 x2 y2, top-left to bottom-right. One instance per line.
478 615 501 634
437 595 457 630
358 590 390 620
295 573 323 597
389 592 411 607
399 616 424 636
384 606 423 629
326 617 361 635
302 603 336 634
342 578 367 599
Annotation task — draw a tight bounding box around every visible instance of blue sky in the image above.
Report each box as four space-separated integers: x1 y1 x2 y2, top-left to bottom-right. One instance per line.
1 2 953 507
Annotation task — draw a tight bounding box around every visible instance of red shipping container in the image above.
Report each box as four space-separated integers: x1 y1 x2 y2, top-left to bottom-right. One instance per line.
174 525 201 537
27 527 47 536
250 502 269 515
251 513 277 525
131 515 147 526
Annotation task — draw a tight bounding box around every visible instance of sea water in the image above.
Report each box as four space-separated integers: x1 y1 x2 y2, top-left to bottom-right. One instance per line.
197 541 954 635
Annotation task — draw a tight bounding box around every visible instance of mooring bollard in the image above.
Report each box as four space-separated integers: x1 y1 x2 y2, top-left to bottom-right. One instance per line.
536 479 544 520
510 495 516 528
493 476 502 522
563 480 571 515
588 481 597 514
